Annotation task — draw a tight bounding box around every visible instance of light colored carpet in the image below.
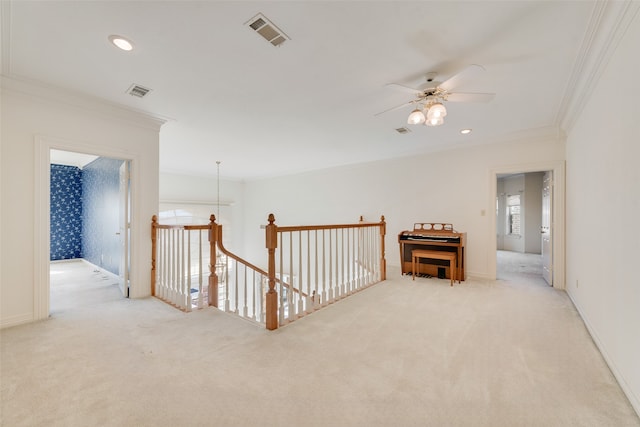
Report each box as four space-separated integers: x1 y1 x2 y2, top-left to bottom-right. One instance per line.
1 259 638 427
497 250 543 281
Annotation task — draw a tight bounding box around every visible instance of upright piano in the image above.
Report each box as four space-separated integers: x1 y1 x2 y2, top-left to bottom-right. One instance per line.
398 223 466 281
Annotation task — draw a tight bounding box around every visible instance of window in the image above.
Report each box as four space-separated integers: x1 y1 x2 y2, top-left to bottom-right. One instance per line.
506 194 521 236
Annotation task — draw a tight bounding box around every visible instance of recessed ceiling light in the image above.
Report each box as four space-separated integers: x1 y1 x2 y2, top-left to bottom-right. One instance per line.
108 35 134 51
460 129 472 135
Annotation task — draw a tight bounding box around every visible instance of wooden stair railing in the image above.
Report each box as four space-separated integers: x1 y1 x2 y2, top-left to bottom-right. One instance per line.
265 214 386 330
152 213 386 330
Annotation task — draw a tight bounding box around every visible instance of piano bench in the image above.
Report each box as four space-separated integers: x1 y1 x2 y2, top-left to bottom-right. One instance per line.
411 249 458 286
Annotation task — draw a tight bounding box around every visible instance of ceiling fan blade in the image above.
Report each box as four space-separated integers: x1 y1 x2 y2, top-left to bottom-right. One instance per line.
374 99 416 116
384 83 421 95
446 92 495 103
438 64 485 92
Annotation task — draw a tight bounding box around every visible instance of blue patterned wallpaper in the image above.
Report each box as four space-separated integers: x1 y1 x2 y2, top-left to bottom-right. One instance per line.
82 157 124 275
50 164 83 260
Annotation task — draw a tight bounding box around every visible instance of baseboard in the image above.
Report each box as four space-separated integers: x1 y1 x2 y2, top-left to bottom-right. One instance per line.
567 291 640 418
1 312 34 330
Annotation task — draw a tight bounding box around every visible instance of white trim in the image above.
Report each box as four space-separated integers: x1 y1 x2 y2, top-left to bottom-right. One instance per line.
488 160 566 289
34 135 141 319
560 1 640 133
2 76 168 131
0 312 34 329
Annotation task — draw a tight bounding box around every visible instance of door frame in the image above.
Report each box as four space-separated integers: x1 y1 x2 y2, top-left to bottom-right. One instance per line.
488 160 565 289
118 161 131 297
34 135 138 320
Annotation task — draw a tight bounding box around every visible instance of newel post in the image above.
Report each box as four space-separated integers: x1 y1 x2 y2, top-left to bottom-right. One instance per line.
265 213 278 330
380 215 386 281
208 214 219 308
151 215 157 296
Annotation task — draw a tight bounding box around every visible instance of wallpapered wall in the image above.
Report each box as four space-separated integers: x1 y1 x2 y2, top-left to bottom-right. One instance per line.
50 158 123 276
50 164 83 260
82 157 124 275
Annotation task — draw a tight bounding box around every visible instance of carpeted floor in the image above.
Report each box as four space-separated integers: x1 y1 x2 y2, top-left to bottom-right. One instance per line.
1 258 638 427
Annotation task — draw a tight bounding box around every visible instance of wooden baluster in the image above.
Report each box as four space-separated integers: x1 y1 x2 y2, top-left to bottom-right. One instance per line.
352 227 356 291
243 264 248 317
161 229 166 300
234 259 239 314
170 229 176 304
380 215 386 281
322 229 327 305
198 229 203 309
265 213 278 330
253 270 258 321
298 231 303 315
208 215 219 308
336 229 340 297
340 229 344 297
305 230 313 313
289 232 295 318
278 232 284 323
314 230 319 308
151 215 157 296
329 229 334 302
186 229 192 311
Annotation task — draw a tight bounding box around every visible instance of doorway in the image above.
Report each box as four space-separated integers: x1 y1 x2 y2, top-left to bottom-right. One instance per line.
496 171 549 284
489 161 565 289
48 149 131 314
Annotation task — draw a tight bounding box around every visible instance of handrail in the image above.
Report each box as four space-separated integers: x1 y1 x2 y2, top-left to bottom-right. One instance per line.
212 218 307 298
276 221 384 232
153 224 209 230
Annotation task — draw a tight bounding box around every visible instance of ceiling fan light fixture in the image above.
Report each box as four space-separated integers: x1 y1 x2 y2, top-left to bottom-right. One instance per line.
426 102 447 119
407 108 426 125
426 117 444 127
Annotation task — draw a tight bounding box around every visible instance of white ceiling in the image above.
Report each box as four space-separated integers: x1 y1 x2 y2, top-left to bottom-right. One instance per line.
50 150 98 169
2 1 598 180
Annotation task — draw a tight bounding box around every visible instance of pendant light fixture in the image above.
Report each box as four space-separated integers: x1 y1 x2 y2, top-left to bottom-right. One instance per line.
407 108 426 125
407 100 447 127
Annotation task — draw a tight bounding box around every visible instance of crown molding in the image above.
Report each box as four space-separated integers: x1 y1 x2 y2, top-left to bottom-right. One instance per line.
1 75 169 131
558 1 640 134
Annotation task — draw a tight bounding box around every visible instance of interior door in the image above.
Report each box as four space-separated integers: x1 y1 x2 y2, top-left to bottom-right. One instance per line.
118 161 130 297
541 171 553 285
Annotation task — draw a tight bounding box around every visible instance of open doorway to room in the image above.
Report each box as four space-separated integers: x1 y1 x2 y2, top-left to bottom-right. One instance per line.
49 149 131 315
495 171 552 285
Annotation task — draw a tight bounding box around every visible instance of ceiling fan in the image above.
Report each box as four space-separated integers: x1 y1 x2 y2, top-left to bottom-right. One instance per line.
376 64 495 126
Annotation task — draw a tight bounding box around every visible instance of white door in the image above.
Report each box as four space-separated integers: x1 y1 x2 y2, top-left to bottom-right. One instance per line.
118 161 130 297
541 171 553 285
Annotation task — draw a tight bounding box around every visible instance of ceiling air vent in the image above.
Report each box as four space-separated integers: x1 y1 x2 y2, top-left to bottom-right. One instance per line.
127 84 151 98
395 127 411 134
245 13 290 47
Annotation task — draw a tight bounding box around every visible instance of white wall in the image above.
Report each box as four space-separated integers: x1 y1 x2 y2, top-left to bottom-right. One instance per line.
0 78 163 328
524 172 543 254
242 136 565 277
565 11 640 415
158 172 245 253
